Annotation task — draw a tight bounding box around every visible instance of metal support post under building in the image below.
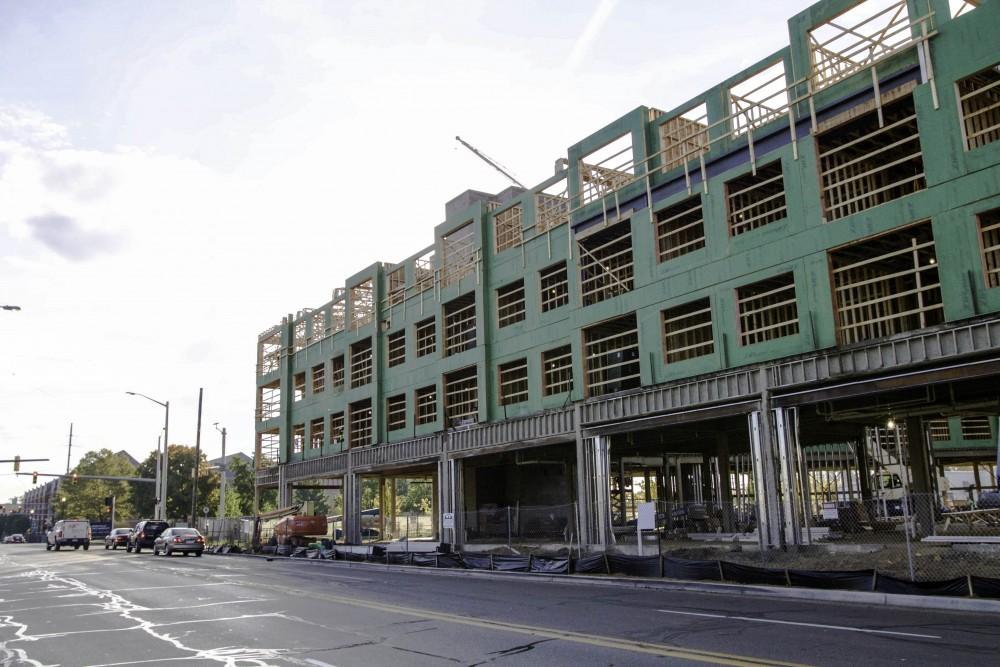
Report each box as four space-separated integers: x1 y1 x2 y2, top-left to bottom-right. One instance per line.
573 405 592 547
589 436 612 547
749 407 782 549
775 407 803 547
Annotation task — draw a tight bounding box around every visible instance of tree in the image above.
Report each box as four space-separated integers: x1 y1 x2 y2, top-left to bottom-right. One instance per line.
0 513 30 537
229 456 256 516
61 450 137 522
133 444 220 522
292 486 330 515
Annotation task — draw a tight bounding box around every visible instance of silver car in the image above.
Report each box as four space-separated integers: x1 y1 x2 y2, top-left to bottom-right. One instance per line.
152 527 204 557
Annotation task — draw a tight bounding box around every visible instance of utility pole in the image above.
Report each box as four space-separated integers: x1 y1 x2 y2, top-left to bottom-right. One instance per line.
65 423 73 474
190 387 203 525
214 423 227 519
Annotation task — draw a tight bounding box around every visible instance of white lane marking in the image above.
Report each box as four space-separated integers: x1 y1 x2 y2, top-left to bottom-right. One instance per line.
656 609 941 639
111 582 237 592
305 659 338 667
141 598 272 612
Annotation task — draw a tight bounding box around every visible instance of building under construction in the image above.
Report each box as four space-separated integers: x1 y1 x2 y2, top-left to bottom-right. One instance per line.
255 0 1000 554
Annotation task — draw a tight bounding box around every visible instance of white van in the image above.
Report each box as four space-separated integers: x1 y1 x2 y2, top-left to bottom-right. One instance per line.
46 520 91 551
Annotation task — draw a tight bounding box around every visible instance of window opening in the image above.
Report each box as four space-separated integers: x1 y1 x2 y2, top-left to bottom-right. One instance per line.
387 395 406 431
808 0 914 91
535 179 569 233
350 338 373 388
415 251 435 292
829 222 941 344
310 418 324 449
388 330 406 367
498 358 529 405
257 327 281 376
331 355 345 390
349 399 373 448
497 280 526 328
949 0 980 18
444 293 476 356
444 366 478 427
293 372 306 402
578 222 634 306
416 318 436 357
927 419 951 441
415 385 437 426
818 92 924 221
543 345 573 396
663 298 715 363
579 134 636 206
584 314 641 397
330 412 345 447
655 195 705 261
539 263 569 312
658 103 709 173
257 429 279 468
293 318 307 352
443 222 477 286
312 363 325 394
292 424 305 454
258 381 281 421
961 416 992 440
726 161 787 236
330 289 346 334
729 61 789 135
737 273 799 345
958 63 1000 151
495 205 523 253
351 280 375 329
309 311 325 345
387 267 405 308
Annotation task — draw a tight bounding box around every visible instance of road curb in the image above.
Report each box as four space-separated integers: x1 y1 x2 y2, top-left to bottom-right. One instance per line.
207 551 1000 613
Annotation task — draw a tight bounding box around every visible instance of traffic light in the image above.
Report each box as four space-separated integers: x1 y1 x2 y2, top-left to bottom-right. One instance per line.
13 455 19 472
104 496 113 507
32 472 38 484
71 473 79 483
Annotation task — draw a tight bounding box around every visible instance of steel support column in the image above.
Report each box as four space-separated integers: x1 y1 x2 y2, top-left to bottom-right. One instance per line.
749 407 782 549
775 407 803 546
589 436 613 547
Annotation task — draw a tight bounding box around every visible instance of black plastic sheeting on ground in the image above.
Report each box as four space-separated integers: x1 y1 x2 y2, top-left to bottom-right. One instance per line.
971 576 1000 599
608 554 661 577
573 553 608 574
387 552 412 566
787 569 874 591
530 556 570 574
437 553 465 569
720 561 789 586
662 557 722 581
492 555 531 572
874 574 970 597
410 553 438 567
462 553 493 570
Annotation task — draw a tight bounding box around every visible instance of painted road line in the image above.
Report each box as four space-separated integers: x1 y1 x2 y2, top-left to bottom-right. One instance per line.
656 609 941 639
246 580 807 667
305 659 338 667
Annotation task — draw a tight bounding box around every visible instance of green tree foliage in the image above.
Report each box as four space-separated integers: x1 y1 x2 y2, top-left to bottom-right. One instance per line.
0 513 30 537
60 449 137 521
292 486 330 515
228 456 256 516
133 444 220 521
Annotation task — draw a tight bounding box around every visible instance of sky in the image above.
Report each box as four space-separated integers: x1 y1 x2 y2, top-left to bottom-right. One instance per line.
0 0 808 503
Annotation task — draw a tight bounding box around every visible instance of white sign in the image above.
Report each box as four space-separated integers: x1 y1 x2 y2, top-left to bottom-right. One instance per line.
821 502 839 520
637 502 656 531
442 512 455 530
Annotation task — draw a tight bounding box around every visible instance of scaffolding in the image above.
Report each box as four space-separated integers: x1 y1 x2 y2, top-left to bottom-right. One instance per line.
443 293 476 357
655 195 705 261
498 358 529 405
542 345 573 396
494 204 523 253
351 280 375 330
415 317 436 357
257 326 281 376
349 399 373 448
256 430 279 469
445 366 478 427
350 338 373 388
331 355 345 391
578 222 634 306
415 385 437 425
958 62 1000 151
387 395 406 431
388 330 405 367
726 161 787 236
311 363 325 394
310 418 324 450
496 280 526 328
442 223 477 287
539 262 569 312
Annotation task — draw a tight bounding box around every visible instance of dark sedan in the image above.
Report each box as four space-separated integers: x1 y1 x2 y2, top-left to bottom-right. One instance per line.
152 528 205 557
104 528 133 550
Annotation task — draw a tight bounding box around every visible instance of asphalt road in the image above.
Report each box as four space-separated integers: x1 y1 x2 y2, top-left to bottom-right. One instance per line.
1 544 997 666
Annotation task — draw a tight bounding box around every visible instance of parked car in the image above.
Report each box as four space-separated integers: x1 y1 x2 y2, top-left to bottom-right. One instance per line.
104 528 133 550
46 520 91 551
152 527 204 557
127 520 169 553
3 534 25 543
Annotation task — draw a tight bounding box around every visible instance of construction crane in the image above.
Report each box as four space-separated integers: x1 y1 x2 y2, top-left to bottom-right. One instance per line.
455 135 526 189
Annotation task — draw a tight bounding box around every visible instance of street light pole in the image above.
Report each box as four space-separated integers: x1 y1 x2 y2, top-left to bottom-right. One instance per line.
126 391 170 521
214 423 227 519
